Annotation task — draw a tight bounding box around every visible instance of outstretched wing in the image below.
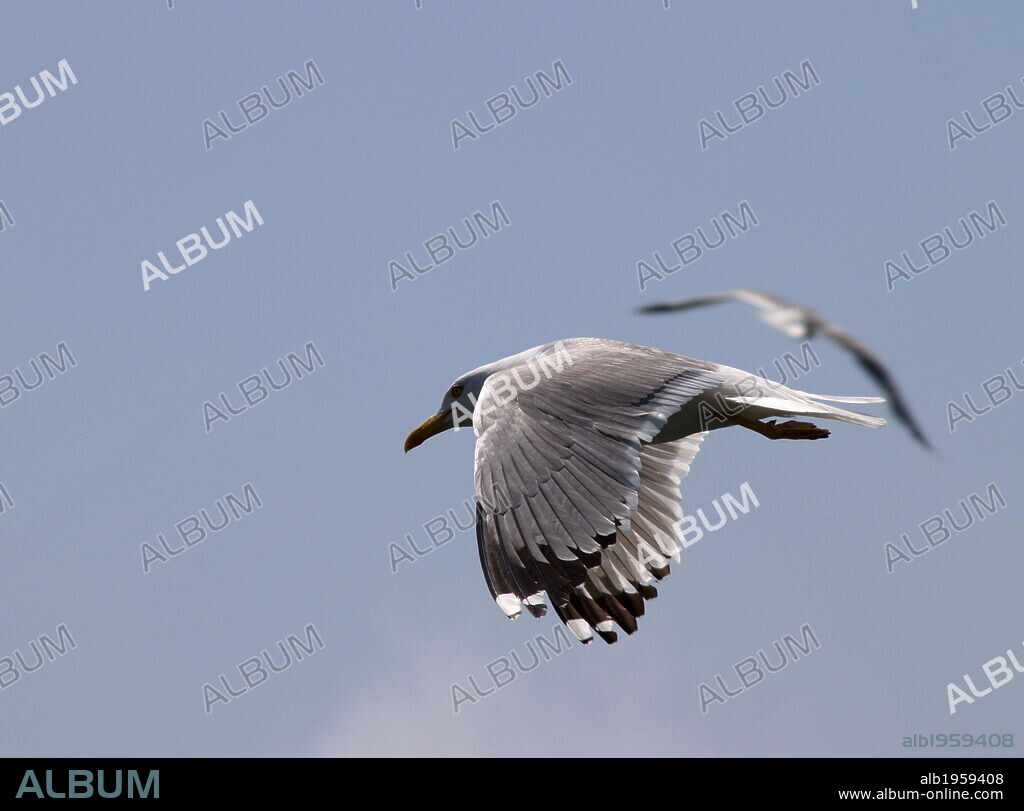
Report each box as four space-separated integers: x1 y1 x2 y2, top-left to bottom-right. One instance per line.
552 433 707 643
471 338 723 642
639 289 811 339
638 288 791 314
819 323 931 449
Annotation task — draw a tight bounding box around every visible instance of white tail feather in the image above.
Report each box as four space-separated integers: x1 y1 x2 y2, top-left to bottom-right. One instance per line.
794 391 885 404
726 394 887 428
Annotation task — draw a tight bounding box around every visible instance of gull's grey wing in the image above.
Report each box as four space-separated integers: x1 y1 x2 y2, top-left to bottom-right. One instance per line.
638 291 740 313
638 289 790 314
555 433 707 643
818 322 931 449
640 289 812 339
471 338 723 642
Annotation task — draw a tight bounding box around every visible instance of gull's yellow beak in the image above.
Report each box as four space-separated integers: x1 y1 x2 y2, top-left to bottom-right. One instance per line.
404 411 453 453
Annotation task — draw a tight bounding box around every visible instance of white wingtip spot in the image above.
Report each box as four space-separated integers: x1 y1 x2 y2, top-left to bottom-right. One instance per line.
567 619 593 642
496 593 522 618
524 592 545 606
595 620 614 633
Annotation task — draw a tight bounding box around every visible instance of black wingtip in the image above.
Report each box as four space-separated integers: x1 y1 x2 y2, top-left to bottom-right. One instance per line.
910 424 933 451
903 420 933 452
638 584 659 600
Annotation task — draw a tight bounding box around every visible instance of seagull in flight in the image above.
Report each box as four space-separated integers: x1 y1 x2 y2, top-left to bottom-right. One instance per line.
404 338 884 644
639 289 930 448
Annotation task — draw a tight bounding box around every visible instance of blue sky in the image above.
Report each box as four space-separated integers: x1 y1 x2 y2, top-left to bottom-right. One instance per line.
1 0 1021 757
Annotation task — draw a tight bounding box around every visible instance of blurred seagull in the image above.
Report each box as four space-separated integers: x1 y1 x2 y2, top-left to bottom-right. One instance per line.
404 338 885 644
639 289 930 448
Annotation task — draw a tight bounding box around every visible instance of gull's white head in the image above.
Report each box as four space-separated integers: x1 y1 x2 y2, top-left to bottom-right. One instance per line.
403 343 559 452
402 366 493 452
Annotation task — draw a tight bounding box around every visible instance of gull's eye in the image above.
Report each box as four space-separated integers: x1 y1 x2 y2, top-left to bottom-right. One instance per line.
451 384 463 397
